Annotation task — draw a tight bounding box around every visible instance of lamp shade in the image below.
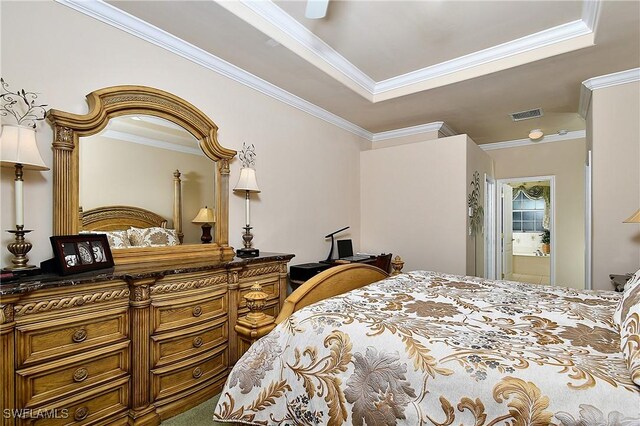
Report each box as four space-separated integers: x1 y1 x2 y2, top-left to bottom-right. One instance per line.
0 125 49 170
192 207 216 224
623 208 640 223
233 167 261 193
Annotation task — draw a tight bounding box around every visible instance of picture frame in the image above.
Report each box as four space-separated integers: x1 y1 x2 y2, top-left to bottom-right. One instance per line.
49 234 114 275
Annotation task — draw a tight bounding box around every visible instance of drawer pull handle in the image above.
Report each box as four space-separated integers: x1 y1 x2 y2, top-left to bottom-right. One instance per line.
192 367 203 379
72 329 87 343
193 337 203 348
74 406 89 421
192 306 202 317
73 367 89 382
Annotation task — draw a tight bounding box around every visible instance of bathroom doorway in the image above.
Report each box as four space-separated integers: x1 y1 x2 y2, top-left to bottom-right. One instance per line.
495 176 555 286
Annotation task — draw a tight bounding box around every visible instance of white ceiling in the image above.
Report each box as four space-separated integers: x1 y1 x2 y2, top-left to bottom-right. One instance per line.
70 0 640 144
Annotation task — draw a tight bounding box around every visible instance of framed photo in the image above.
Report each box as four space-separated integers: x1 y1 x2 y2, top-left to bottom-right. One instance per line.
50 234 114 275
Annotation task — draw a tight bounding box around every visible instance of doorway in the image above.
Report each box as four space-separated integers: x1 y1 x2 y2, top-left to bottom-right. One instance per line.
494 176 555 286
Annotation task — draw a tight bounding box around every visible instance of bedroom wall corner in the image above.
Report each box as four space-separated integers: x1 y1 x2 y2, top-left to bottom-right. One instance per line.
360 135 468 275
591 80 640 289
465 137 495 278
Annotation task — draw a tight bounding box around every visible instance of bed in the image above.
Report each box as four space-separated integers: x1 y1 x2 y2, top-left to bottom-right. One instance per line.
214 265 640 425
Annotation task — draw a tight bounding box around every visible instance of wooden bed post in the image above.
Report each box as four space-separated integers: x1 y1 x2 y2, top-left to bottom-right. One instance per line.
391 256 405 275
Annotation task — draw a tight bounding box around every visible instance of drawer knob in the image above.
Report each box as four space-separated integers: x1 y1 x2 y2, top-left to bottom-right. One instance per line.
73 367 89 382
74 406 89 421
192 367 203 379
72 329 87 343
192 306 202 317
193 337 203 348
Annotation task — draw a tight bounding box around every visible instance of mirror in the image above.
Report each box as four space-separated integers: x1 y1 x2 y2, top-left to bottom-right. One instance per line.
79 115 215 245
48 85 236 265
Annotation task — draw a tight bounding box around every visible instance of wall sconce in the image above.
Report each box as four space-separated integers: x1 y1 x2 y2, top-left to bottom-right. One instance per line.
192 206 215 244
528 129 544 140
234 143 261 258
0 79 49 273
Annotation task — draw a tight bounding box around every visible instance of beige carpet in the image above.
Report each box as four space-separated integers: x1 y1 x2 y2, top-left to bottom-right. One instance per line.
161 394 225 425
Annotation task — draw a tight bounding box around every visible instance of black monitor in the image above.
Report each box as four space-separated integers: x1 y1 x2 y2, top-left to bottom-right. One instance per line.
337 239 354 258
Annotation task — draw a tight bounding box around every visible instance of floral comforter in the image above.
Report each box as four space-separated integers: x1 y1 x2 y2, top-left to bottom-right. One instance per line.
214 271 640 425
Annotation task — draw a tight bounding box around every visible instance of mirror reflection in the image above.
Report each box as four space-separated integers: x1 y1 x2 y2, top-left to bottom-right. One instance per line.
79 115 216 246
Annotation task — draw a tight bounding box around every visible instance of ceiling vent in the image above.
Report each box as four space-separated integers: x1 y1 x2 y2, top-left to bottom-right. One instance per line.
509 108 543 122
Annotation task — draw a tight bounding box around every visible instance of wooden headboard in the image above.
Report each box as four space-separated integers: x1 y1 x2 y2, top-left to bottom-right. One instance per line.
80 205 168 231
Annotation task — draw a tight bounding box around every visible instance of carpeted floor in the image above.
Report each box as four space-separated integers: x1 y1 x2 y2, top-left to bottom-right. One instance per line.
161 394 225 425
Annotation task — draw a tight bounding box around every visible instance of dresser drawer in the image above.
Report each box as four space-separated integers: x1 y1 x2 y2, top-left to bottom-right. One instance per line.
238 276 279 309
16 307 129 367
152 345 228 401
151 317 227 368
152 290 227 334
17 377 129 426
16 341 129 408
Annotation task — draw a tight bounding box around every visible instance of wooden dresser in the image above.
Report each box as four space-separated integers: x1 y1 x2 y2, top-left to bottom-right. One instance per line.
0 253 294 425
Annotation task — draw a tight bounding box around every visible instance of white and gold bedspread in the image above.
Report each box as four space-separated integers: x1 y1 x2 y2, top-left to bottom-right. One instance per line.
214 271 640 425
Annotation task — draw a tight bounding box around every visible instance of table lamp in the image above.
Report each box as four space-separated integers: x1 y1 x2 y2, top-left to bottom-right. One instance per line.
233 143 261 258
1 124 49 271
192 206 216 244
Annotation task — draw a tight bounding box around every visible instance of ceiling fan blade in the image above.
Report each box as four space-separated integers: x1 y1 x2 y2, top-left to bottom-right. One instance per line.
305 0 329 19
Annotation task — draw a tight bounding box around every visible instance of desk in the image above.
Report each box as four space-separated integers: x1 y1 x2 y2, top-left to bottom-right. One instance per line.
289 255 381 291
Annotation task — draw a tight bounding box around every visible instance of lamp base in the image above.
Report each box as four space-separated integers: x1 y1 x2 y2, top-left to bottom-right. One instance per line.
5 228 38 271
237 248 260 258
200 223 213 244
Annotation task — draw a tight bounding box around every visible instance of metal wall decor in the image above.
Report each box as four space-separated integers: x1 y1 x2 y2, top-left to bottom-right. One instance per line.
0 78 47 127
468 171 484 236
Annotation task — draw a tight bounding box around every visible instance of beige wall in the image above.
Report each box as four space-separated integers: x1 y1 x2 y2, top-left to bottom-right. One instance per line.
361 135 471 275
466 137 495 277
0 2 368 268
79 136 215 244
486 138 586 289
591 81 640 289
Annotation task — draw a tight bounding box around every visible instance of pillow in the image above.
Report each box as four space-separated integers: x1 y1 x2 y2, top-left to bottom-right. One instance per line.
127 227 179 247
80 230 131 248
616 268 640 386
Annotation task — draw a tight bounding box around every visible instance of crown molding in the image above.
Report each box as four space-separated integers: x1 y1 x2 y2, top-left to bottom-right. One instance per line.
223 1 598 102
228 0 375 97
101 129 205 156
578 68 640 117
371 122 456 142
480 130 586 151
54 0 373 141
375 19 593 97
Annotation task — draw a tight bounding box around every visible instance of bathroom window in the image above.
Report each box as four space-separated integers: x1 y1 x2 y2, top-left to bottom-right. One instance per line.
512 192 545 232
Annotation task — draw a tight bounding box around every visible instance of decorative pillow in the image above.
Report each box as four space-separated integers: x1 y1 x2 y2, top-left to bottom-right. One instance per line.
80 230 131 248
127 227 179 247
616 268 640 386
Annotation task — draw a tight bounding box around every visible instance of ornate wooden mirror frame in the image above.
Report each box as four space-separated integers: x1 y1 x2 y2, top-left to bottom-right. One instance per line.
47 85 236 264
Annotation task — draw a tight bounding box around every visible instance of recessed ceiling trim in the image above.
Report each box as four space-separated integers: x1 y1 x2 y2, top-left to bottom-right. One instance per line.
217 0 375 100
480 130 586 151
372 122 455 142
374 19 593 98
220 0 599 102
578 67 640 117
54 0 373 140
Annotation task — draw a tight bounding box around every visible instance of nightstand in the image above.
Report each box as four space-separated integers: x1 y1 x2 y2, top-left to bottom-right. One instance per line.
610 273 633 292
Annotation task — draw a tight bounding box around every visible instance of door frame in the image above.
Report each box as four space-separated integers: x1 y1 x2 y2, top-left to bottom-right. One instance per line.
484 174 497 279
494 175 556 285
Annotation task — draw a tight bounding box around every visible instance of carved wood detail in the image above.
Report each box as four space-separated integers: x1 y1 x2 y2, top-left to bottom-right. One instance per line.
150 275 227 295
240 264 280 279
13 288 130 317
